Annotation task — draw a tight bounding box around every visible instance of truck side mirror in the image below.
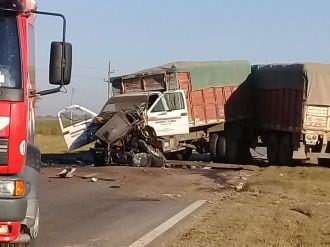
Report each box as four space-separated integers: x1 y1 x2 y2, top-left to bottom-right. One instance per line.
49 41 72 85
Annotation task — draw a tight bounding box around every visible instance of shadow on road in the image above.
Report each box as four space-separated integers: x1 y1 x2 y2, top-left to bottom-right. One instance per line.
41 151 93 166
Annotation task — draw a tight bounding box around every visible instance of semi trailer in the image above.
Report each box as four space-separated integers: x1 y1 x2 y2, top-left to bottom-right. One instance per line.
251 63 330 164
0 0 72 245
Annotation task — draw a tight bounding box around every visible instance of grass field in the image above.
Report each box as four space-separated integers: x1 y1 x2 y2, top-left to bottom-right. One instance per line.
35 117 65 153
35 134 67 153
167 166 330 247
35 117 93 153
36 117 62 136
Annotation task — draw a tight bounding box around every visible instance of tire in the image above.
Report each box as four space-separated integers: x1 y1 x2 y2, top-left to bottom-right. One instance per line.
240 141 252 163
216 136 226 162
209 133 219 162
278 134 293 164
92 142 108 166
267 133 280 164
93 150 107 166
225 126 242 164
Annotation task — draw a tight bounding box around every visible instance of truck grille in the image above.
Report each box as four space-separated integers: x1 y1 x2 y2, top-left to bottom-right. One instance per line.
0 139 8 165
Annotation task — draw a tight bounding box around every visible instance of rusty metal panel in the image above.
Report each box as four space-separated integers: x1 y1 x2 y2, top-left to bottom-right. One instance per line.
122 73 167 93
176 72 191 91
215 88 225 119
190 90 205 124
255 89 304 132
183 85 242 126
177 72 192 122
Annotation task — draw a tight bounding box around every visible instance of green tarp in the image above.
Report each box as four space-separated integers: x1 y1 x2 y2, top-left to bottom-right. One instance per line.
139 60 252 90
253 63 330 106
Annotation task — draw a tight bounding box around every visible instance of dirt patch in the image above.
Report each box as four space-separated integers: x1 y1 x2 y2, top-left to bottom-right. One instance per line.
165 166 330 247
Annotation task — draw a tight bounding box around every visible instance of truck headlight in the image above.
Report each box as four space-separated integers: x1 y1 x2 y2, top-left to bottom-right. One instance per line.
0 180 25 197
305 134 319 145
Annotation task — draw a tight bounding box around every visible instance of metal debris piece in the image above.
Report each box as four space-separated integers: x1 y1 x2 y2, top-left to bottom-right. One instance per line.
56 167 76 178
56 168 68 177
80 173 99 179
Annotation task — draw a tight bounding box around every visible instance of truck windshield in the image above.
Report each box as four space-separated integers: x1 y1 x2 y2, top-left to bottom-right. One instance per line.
101 95 150 112
0 12 21 89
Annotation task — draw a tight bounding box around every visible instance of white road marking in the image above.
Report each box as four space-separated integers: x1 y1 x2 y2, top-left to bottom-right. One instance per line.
128 200 207 247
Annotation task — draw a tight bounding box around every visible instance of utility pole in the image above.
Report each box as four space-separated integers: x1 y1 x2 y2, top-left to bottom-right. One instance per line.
104 61 115 99
70 87 75 124
70 87 75 105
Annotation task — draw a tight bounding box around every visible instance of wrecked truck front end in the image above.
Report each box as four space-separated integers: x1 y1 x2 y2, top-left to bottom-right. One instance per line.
58 93 165 167
91 108 165 167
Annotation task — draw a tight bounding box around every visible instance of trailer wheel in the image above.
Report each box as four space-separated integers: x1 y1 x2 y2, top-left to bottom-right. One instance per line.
225 125 243 164
267 133 279 164
209 133 219 162
216 136 226 162
278 134 293 164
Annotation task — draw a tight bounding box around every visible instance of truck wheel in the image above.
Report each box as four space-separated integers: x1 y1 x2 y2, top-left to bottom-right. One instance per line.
216 136 226 162
209 133 219 162
267 133 279 164
93 151 107 166
225 136 240 164
278 134 293 164
225 126 242 164
239 146 251 163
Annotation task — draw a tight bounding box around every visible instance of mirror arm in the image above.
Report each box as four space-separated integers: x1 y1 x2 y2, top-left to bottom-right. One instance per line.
31 10 66 43
37 86 62 96
31 10 67 86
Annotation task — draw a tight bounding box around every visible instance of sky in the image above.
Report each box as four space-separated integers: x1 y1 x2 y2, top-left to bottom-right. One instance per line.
35 0 330 116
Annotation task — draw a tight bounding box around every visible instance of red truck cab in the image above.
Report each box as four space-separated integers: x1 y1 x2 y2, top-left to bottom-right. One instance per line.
0 0 72 245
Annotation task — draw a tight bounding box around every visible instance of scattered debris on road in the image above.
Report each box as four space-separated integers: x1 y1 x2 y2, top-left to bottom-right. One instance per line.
56 167 77 178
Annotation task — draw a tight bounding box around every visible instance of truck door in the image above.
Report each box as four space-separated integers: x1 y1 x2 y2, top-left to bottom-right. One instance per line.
58 105 98 151
147 90 189 136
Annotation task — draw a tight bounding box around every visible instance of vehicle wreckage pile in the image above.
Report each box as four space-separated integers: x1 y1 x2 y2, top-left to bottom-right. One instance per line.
91 107 166 167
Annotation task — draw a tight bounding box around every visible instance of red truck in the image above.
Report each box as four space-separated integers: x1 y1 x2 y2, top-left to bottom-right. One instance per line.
0 0 72 245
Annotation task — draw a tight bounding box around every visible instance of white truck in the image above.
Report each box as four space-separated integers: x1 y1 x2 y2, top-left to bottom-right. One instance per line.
58 61 254 165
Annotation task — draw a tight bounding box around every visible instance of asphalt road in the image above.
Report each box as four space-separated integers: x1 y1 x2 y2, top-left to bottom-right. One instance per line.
34 169 192 247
